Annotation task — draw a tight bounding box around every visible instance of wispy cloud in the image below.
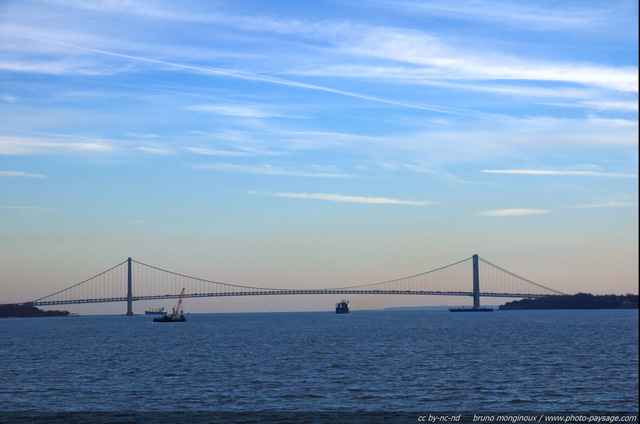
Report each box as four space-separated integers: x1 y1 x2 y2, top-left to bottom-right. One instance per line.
337 28 637 93
478 208 549 216
0 136 113 155
1 94 17 103
185 147 285 157
0 171 46 178
481 169 638 178
583 101 639 113
186 104 289 118
0 57 116 76
185 147 247 157
296 70 599 100
135 146 174 155
0 206 49 213
5 34 468 116
571 201 638 209
259 192 433 205
5 0 637 97
382 0 611 31
125 132 162 139
192 163 353 178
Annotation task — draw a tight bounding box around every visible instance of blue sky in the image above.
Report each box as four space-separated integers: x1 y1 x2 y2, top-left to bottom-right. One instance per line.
1 0 637 313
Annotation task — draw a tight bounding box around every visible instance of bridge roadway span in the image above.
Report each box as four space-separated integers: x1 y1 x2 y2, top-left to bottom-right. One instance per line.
27 255 565 314
32 289 552 306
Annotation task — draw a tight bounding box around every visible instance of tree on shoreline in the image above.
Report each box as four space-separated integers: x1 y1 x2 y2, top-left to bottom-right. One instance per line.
0 303 70 318
499 293 638 310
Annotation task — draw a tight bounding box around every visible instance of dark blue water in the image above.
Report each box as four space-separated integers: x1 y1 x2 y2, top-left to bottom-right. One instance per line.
1 310 637 422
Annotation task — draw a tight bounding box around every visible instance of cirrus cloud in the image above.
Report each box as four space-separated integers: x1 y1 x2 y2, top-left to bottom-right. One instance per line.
481 169 637 178
0 171 46 178
477 208 549 216
261 191 432 205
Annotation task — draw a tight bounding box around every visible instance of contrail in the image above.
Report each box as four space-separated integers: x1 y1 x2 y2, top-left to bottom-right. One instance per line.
15 33 479 117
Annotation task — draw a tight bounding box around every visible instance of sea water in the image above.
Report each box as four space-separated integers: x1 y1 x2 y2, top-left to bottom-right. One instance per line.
0 309 637 423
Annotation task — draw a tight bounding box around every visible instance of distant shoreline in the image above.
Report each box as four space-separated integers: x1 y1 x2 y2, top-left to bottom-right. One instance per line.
2 293 638 317
499 293 638 310
0 303 71 318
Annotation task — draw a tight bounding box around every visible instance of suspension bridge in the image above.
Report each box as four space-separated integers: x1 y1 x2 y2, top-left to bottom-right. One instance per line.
25 254 565 314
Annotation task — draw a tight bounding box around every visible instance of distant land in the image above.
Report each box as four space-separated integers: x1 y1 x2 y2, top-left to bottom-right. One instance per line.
383 305 499 311
499 293 638 310
0 303 71 318
2 293 638 317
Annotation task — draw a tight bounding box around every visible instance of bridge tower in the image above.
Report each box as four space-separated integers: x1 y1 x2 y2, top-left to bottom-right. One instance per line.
472 254 480 309
126 257 133 316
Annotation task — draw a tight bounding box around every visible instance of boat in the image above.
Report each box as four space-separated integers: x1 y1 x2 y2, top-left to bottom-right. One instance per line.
336 300 349 314
144 307 167 315
449 307 493 312
153 288 187 322
153 314 186 322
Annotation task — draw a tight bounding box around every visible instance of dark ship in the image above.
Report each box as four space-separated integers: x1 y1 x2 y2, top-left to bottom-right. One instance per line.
144 307 167 315
335 300 349 314
153 288 186 322
449 307 493 312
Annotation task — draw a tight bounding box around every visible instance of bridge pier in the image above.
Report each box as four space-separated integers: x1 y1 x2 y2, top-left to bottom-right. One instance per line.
472 254 480 309
126 257 133 316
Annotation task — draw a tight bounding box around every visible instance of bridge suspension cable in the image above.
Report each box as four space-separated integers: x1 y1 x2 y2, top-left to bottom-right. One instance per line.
27 255 565 308
129 259 292 298
336 256 474 294
30 259 129 305
478 257 565 296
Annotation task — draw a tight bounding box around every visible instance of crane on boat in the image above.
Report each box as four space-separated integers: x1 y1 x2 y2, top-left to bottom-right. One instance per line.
153 288 186 322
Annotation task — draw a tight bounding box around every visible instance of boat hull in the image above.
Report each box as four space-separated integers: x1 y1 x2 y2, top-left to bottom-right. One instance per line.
335 300 349 314
449 307 493 312
153 315 186 322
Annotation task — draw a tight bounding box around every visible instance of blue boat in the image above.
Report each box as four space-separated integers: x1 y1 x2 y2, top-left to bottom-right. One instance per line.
336 300 349 314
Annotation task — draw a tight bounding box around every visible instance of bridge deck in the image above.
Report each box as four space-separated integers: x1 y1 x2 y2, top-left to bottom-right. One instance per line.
26 255 566 310
31 290 557 306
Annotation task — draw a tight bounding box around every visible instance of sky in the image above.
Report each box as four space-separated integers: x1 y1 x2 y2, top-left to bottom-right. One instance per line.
0 0 637 314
